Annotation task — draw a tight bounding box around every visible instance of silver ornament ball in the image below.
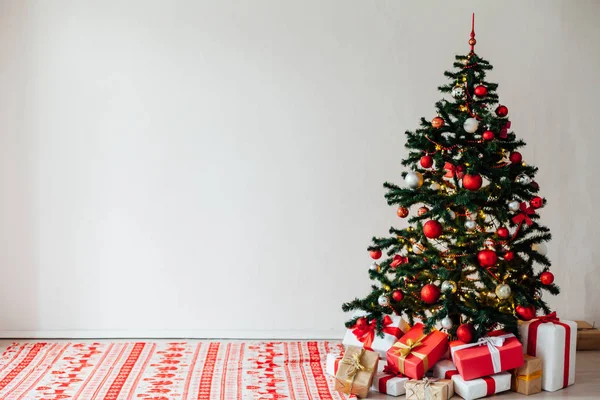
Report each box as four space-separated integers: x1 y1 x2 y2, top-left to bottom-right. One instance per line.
441 280 457 294
532 243 548 256
378 295 390 307
495 284 512 300
405 171 424 189
508 201 521 212
451 85 465 99
463 118 480 134
516 174 532 185
465 220 476 230
441 316 453 330
369 262 380 272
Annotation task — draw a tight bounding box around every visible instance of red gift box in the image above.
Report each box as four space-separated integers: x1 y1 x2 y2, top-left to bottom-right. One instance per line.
386 323 448 380
449 331 524 381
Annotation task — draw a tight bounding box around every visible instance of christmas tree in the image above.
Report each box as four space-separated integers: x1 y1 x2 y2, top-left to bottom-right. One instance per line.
342 15 559 343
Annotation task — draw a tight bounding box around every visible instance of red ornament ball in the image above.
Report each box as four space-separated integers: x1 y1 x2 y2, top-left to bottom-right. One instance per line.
456 323 475 343
477 249 498 267
432 116 445 128
496 105 509 117
540 271 555 285
474 85 488 97
423 220 443 239
397 207 409 218
516 305 536 321
482 130 495 141
504 251 515 261
418 206 429 216
463 174 483 191
392 290 404 302
497 227 510 239
420 155 434 169
370 249 382 260
355 317 367 328
530 196 544 209
509 152 522 164
421 284 441 304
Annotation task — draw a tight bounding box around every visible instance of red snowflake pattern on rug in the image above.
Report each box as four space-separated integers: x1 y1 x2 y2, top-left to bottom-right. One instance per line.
0 341 346 399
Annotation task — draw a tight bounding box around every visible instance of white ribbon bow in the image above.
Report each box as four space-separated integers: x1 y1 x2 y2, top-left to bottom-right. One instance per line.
450 333 515 374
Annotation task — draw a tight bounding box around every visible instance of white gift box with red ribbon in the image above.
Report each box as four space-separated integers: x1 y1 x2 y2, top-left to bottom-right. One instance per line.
342 312 410 358
432 359 510 400
518 312 576 392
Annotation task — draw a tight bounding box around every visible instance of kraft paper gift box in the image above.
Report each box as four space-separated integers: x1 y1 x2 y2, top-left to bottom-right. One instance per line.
404 377 454 400
343 312 410 358
449 331 523 381
370 366 409 397
432 359 511 400
326 352 384 376
511 354 542 395
518 312 576 392
333 346 379 398
386 323 448 380
575 320 600 350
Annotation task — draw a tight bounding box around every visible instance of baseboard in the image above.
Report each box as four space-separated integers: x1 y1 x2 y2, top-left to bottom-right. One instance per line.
0 329 343 340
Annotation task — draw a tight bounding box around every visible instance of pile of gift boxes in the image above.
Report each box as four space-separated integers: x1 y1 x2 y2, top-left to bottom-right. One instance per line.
326 312 576 399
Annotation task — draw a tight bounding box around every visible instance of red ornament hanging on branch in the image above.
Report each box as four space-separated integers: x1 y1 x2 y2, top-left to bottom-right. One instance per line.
370 249 382 260
540 271 555 285
530 196 544 209
474 85 488 97
420 155 434 168
457 323 475 343
477 249 497 267
421 284 440 304
509 152 522 164
496 227 510 239
392 290 404 302
496 105 509 117
463 174 483 191
432 116 445 128
503 251 515 261
418 207 429 216
397 207 409 218
482 130 495 141
423 220 443 239
516 305 536 321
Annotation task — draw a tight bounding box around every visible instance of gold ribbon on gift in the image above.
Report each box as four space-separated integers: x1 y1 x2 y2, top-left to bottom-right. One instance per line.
406 377 444 400
392 334 429 374
341 348 373 380
514 369 542 392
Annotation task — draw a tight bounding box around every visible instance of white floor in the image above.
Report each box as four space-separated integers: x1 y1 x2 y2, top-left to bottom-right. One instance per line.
0 340 597 399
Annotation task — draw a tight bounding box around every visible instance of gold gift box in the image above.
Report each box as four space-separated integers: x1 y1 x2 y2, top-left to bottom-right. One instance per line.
511 354 542 395
334 346 379 398
405 377 454 400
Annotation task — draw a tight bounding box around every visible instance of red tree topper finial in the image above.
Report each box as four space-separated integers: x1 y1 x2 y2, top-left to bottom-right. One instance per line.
469 13 476 52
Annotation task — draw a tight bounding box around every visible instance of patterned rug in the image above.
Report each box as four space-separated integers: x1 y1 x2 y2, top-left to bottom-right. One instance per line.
0 341 348 400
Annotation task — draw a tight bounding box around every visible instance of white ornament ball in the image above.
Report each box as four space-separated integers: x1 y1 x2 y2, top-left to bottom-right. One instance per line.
495 284 512 300
532 243 548 256
413 243 425 255
405 171 424 189
463 118 480 133
508 201 521 212
369 262 380 272
516 174 532 185
451 86 465 99
430 182 441 190
441 280 457 293
465 220 476 230
441 316 453 330
378 295 389 307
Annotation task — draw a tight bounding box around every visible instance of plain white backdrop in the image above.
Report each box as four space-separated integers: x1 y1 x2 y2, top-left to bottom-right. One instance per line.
0 0 598 338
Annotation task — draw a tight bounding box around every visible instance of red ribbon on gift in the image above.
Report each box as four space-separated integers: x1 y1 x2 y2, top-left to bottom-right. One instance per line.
526 312 571 388
352 316 402 350
378 365 405 393
444 370 495 395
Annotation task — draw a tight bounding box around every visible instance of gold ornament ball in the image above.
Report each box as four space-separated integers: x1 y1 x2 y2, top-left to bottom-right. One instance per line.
383 285 391 291
459 105 468 112
462 76 467 82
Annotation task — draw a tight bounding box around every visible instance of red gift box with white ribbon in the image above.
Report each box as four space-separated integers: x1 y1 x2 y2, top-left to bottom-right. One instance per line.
517 312 576 392
449 331 524 381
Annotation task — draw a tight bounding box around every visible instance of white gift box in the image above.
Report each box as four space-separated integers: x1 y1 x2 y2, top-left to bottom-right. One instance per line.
453 372 511 400
432 359 510 400
518 316 577 392
371 371 409 396
342 312 410 358
325 352 384 376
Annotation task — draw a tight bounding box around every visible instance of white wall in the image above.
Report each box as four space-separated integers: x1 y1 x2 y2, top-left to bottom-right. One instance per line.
0 0 598 338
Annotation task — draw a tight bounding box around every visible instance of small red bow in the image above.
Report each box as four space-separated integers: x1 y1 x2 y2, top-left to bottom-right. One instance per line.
537 311 559 323
352 315 402 350
499 121 511 139
383 364 404 377
512 202 535 226
390 254 408 268
443 162 465 179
